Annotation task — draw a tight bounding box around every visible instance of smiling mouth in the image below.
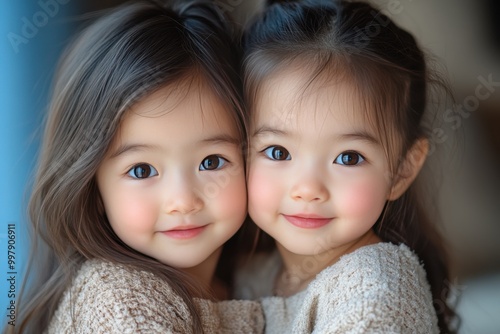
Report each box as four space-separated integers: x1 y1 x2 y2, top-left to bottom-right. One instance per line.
282 215 332 229
162 225 207 239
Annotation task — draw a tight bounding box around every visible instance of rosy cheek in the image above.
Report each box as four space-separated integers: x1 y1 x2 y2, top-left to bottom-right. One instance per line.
248 166 280 217
211 173 247 221
338 180 387 223
109 193 156 233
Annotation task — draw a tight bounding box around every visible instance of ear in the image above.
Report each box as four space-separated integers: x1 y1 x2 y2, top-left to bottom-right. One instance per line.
387 138 429 201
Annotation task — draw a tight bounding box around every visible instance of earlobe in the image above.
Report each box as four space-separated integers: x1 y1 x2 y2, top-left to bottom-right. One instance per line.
387 138 429 201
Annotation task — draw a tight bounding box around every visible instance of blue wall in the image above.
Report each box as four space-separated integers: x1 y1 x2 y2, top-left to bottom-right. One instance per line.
1 0 77 327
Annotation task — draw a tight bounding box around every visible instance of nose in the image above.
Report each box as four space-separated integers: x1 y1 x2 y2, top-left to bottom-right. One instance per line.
163 177 204 215
290 174 329 203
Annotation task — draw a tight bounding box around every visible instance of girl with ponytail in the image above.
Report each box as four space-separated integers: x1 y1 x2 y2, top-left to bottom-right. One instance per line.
236 0 456 332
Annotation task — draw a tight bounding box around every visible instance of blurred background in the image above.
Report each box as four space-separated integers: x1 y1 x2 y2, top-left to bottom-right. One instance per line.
1 0 499 332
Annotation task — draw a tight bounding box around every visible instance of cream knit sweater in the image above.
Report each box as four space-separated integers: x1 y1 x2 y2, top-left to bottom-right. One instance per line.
47 259 264 333
235 242 439 334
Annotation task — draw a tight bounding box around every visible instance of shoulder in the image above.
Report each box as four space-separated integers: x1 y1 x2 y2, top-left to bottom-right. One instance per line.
308 242 439 333
316 242 428 289
78 258 178 295
67 259 186 311
47 259 190 333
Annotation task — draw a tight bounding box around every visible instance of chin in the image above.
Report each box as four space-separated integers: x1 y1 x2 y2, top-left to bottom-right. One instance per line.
278 240 322 256
157 257 205 269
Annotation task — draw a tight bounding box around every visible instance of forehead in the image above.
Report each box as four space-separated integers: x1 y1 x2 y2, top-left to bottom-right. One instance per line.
252 64 374 134
111 78 239 150
133 76 223 114
129 77 235 127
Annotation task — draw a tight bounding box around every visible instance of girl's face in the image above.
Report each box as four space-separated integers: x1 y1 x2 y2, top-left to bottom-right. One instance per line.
248 67 392 260
96 80 246 270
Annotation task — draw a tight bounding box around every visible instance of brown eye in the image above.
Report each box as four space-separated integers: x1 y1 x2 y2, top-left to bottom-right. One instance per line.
263 146 291 161
128 164 158 178
200 155 227 171
334 152 365 166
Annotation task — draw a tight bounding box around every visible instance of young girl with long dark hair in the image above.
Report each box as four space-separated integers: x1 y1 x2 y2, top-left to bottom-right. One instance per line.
237 0 456 332
11 1 263 333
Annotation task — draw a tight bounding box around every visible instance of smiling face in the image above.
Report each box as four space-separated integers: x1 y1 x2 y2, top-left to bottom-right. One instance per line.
248 65 394 263
96 78 247 272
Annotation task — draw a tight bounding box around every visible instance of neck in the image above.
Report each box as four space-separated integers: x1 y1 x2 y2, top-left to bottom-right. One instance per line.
181 246 223 296
275 230 381 296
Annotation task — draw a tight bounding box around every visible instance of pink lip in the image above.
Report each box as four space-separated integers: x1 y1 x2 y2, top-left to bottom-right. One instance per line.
162 225 207 239
283 214 332 229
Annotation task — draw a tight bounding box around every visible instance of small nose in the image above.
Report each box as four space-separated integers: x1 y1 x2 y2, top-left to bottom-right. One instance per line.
290 175 329 203
164 179 203 215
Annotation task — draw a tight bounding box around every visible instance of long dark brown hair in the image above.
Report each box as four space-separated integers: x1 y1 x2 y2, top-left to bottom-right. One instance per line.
11 1 246 333
243 0 456 332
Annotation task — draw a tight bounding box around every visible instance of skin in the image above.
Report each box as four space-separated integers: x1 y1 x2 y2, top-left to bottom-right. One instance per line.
248 66 427 296
96 78 247 291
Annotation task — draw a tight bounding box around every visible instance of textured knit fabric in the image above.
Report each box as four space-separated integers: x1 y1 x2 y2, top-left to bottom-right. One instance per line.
47 259 264 333
234 242 439 334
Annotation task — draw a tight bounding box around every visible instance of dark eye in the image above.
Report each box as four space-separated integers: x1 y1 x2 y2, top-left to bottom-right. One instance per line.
200 155 228 171
127 164 158 179
334 152 365 166
263 146 291 161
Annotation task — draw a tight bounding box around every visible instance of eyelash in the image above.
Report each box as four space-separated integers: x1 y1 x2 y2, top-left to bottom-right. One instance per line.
260 145 366 166
261 146 291 161
199 155 229 171
126 154 230 179
127 163 158 179
334 151 365 166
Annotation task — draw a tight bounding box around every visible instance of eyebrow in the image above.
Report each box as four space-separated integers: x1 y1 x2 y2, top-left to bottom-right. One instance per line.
200 134 240 146
337 132 380 146
252 126 288 138
109 144 159 159
109 134 240 159
253 125 380 145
